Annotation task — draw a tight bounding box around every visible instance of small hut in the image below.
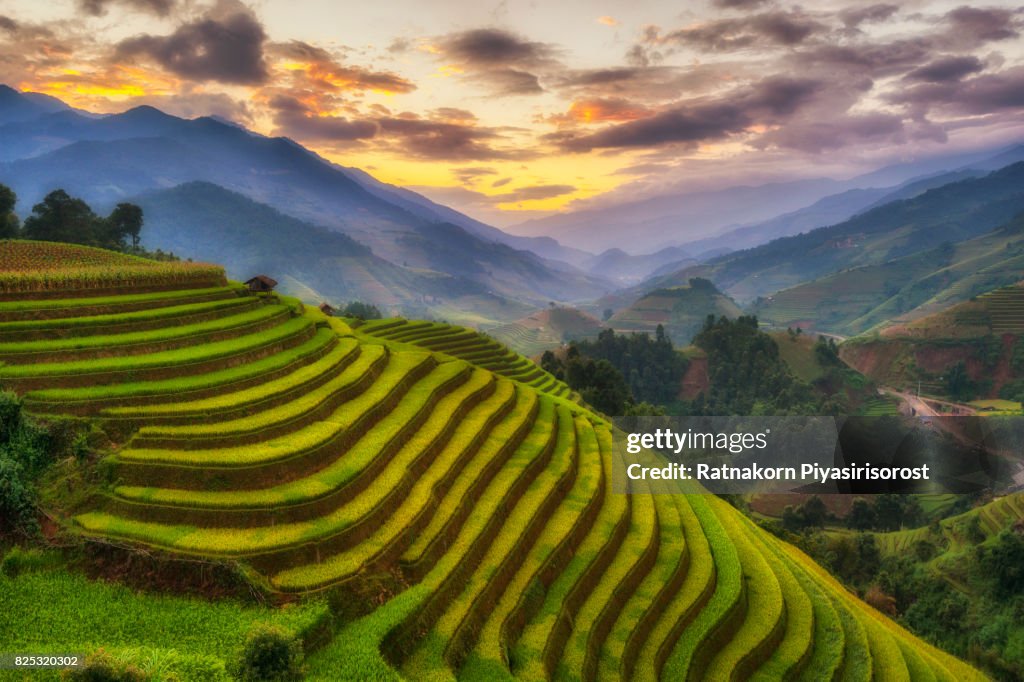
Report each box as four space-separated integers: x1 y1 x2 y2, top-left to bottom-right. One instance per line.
245 275 278 293
319 302 336 317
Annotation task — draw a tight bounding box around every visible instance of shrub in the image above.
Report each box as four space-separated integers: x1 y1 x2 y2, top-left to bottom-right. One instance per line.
64 649 145 681
231 625 304 682
0 546 61 577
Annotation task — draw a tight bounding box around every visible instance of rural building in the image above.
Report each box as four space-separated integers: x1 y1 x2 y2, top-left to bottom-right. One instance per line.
319 302 336 316
245 275 278 293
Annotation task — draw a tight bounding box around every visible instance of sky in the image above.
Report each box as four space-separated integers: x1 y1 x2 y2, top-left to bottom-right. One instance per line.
1 0 1023 227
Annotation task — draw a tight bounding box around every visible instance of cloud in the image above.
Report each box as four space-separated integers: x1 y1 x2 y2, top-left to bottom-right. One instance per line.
492 177 511 187
839 4 898 28
272 41 416 94
754 112 905 153
552 77 821 152
656 11 826 51
269 94 377 142
794 39 934 77
115 3 268 85
890 66 1024 115
432 28 559 96
943 6 1019 48
712 0 770 8
387 37 411 54
0 15 17 32
490 184 576 202
597 16 618 27
905 55 984 83
472 68 543 95
545 98 652 126
78 0 176 17
377 115 523 160
451 166 496 183
437 28 556 68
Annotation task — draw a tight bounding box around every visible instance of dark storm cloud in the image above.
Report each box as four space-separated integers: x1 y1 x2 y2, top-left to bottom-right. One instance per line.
891 66 1024 114
552 77 821 152
658 11 826 51
269 95 377 141
905 55 984 82
433 28 557 97
795 39 934 77
437 28 556 68
839 4 898 28
78 0 176 17
376 116 521 160
712 0 770 9
944 6 1019 46
0 15 17 32
115 5 268 85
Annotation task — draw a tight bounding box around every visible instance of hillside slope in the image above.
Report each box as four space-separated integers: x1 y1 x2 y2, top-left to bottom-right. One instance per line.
133 181 532 325
841 283 1024 399
1 241 983 680
483 306 605 357
608 279 742 345
752 213 1024 335
0 87 608 310
646 162 1024 304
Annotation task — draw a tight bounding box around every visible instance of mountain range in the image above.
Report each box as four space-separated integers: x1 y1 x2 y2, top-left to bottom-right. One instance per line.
3 83 1024 334
0 85 608 323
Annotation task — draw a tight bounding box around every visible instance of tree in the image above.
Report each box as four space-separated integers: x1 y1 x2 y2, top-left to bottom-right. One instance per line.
847 497 876 530
946 361 974 401
341 301 382 320
22 190 98 245
0 184 18 239
108 202 144 249
231 625 304 682
602 308 613 321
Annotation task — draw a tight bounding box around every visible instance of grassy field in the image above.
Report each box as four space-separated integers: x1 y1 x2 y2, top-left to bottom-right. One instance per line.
0 241 987 680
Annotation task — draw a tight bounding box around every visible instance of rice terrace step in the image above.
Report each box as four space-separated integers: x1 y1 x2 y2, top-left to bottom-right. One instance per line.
0 240 988 680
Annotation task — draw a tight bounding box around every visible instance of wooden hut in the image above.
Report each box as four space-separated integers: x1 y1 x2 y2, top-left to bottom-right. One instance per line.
245 275 278 293
319 302 336 316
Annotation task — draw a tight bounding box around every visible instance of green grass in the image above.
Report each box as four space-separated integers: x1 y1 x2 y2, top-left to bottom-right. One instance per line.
0 560 327 680
0 316 313 380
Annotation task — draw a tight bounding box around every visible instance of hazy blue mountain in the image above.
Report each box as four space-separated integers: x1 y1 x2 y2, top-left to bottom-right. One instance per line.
133 181 531 322
0 86 609 308
508 142 1020 256
629 162 1024 304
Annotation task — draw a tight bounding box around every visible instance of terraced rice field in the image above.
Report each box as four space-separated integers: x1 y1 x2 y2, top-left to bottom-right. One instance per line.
859 395 901 416
484 321 561 358
1 242 984 679
977 284 1024 334
357 318 577 401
